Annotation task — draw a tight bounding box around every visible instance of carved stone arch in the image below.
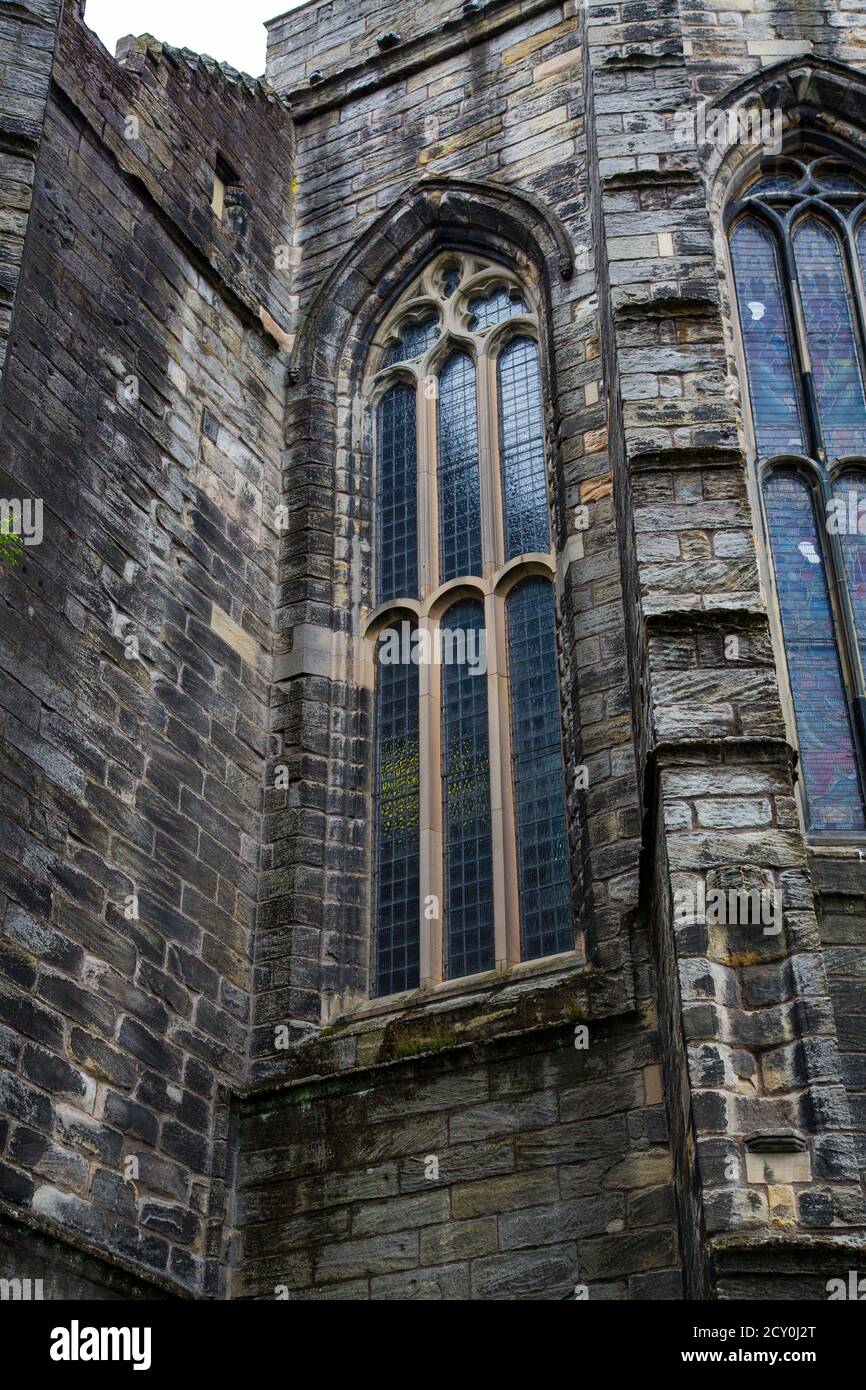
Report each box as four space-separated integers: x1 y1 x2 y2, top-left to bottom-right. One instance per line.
289 176 575 394
275 180 583 1017
707 57 866 495
707 55 866 214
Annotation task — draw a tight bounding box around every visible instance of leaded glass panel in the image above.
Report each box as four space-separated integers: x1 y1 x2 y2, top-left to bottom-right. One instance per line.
731 218 806 459
468 287 528 332
441 264 461 298
793 217 866 458
507 578 573 959
386 313 439 366
438 352 482 582
373 631 421 995
441 601 495 978
833 471 866 681
498 336 550 559
764 468 865 830
377 383 418 602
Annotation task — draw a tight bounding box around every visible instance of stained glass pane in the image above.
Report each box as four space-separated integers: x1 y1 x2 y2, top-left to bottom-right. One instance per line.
438 352 482 583
812 165 865 194
441 264 461 298
764 468 865 830
441 601 495 978
377 383 417 602
468 287 528 332
386 314 439 366
855 222 866 319
833 471 866 682
794 217 866 458
749 172 799 196
498 336 551 559
373 629 420 995
507 578 573 959
731 219 806 459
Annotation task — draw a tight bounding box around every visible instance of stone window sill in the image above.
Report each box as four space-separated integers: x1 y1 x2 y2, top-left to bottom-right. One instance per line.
324 946 588 1030
245 945 631 1094
806 838 866 857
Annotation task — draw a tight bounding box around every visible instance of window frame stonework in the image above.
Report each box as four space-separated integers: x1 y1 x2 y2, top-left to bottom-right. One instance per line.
726 146 866 838
359 251 576 997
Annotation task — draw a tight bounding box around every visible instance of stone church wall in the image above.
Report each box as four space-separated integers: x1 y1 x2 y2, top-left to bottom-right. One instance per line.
1 0 866 1301
0 4 293 1296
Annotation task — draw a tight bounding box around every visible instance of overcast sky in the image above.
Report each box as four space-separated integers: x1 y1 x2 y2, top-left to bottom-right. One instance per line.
84 1 305 77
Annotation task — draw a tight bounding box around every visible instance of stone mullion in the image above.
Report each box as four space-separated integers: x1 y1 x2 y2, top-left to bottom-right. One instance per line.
584 2 864 1287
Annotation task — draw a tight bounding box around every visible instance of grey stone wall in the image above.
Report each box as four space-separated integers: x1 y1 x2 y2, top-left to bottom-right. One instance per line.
812 855 866 1198
0 0 62 377
236 997 681 1300
1 0 866 1301
0 5 293 1296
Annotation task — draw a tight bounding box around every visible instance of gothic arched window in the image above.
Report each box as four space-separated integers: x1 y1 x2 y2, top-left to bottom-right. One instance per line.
367 253 574 995
729 153 866 832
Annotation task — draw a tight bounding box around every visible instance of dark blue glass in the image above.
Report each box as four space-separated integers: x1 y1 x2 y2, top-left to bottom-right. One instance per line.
749 171 799 195
794 217 866 458
373 630 421 995
441 264 461 298
441 601 495 978
386 314 439 366
498 336 550 559
507 579 573 958
764 468 865 830
731 218 806 459
377 383 418 602
468 287 528 332
813 168 865 194
438 352 482 582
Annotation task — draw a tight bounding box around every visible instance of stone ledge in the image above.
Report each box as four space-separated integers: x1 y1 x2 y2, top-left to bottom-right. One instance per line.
712 1228 866 1274
247 958 636 1094
603 168 700 191
630 446 744 473
0 1201 193 1300
614 291 718 322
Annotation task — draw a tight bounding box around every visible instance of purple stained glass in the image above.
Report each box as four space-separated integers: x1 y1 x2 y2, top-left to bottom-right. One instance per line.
833 471 866 680
731 219 806 459
794 217 866 458
855 222 866 327
764 468 865 830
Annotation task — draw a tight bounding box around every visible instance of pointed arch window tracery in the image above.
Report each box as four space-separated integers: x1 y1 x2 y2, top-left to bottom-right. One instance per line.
729 152 866 832
365 253 574 996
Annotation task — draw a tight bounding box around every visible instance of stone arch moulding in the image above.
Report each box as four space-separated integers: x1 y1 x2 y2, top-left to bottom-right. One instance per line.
706 55 866 209
289 176 576 392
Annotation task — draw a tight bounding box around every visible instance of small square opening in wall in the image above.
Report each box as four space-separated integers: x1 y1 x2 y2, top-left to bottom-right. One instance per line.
211 154 241 220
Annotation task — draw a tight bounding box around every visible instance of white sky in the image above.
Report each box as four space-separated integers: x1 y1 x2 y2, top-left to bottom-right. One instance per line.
83 1 306 78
